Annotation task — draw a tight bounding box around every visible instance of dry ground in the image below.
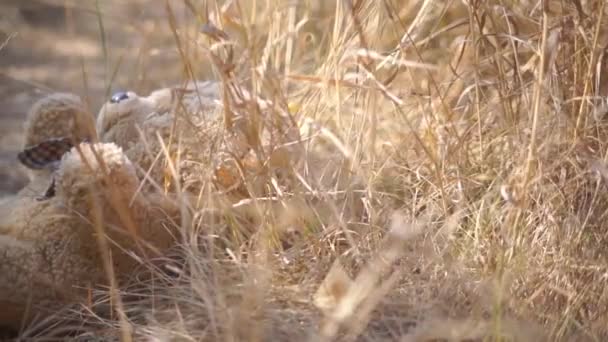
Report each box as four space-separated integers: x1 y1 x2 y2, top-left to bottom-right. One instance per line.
2 0 608 341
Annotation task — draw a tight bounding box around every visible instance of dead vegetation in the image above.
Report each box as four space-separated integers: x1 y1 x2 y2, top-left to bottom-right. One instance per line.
2 0 608 341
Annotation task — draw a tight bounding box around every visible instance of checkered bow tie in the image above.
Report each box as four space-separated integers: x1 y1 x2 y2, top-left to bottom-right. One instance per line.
17 137 75 170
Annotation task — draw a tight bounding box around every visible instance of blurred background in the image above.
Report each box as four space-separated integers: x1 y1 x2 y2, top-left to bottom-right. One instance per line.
0 0 206 195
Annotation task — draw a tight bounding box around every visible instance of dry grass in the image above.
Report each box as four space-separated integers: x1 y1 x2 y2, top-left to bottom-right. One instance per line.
4 0 608 341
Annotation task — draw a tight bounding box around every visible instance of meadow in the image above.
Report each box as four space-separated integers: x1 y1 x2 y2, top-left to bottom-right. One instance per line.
1 0 608 341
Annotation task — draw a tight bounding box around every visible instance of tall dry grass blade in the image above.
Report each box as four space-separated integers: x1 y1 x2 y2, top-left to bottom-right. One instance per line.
88 184 133 342
574 0 606 138
521 6 549 205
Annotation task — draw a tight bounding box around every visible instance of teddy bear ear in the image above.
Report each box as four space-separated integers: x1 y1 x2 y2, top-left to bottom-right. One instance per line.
23 92 97 149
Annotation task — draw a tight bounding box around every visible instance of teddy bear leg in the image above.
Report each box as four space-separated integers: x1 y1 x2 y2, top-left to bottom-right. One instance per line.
0 234 97 330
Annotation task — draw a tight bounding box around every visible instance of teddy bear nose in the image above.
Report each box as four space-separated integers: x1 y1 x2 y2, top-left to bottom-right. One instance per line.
110 91 130 103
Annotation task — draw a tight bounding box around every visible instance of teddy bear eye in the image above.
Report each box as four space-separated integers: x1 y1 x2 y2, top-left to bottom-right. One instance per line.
110 91 130 104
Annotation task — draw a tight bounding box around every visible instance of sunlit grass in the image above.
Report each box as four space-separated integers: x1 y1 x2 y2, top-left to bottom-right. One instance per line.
4 0 608 341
